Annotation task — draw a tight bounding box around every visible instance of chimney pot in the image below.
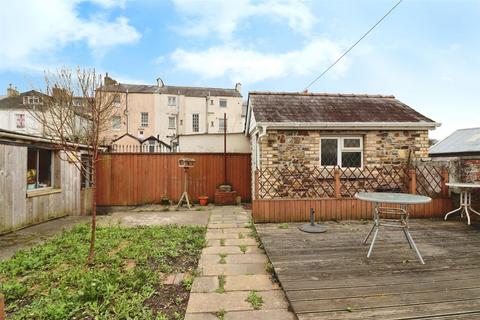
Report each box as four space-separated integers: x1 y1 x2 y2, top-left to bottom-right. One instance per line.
156 77 164 87
235 83 242 93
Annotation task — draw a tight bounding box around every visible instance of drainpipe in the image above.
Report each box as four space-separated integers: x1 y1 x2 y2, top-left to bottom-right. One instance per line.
205 92 210 133
124 89 129 134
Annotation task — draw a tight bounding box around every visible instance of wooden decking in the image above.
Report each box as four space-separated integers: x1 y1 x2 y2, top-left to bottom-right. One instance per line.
257 219 480 319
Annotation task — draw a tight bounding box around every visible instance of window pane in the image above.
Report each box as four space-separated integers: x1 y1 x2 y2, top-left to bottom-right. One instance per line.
169 117 176 128
219 99 227 107
27 148 37 188
219 118 226 131
112 116 121 129
38 149 52 187
321 139 337 166
342 152 361 168
344 138 360 148
141 112 148 127
192 114 199 132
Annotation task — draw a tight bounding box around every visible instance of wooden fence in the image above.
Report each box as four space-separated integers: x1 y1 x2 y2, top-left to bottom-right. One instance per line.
96 153 251 206
253 164 453 222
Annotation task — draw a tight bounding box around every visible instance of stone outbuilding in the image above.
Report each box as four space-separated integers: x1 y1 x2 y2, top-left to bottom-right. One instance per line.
245 92 439 199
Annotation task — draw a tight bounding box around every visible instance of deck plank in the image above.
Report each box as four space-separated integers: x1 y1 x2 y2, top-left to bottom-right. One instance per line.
257 219 480 320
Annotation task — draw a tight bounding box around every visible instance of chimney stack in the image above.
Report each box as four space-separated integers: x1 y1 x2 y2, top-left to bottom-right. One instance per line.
7 84 19 97
235 83 242 93
104 72 117 86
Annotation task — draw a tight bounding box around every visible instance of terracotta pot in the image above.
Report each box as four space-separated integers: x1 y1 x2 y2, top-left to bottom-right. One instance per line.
198 196 208 206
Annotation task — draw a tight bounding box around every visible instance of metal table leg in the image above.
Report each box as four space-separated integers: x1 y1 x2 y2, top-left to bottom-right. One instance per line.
445 190 480 225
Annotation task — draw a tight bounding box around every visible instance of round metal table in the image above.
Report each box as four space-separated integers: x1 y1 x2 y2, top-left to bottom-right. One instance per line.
355 192 432 264
445 182 480 225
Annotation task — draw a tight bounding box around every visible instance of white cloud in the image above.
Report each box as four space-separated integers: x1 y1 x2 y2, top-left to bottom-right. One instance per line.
172 0 316 39
170 39 347 83
0 0 140 70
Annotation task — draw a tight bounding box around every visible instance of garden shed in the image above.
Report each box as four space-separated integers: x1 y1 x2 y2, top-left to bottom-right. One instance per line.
0 129 92 234
245 92 448 222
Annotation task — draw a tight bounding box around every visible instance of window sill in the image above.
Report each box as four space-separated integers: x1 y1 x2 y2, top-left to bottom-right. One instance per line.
27 188 62 198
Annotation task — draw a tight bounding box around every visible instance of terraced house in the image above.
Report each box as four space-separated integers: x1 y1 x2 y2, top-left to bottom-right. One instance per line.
100 75 244 151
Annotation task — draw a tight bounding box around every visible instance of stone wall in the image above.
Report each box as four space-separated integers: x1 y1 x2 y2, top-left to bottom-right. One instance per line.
253 129 431 199
259 129 430 169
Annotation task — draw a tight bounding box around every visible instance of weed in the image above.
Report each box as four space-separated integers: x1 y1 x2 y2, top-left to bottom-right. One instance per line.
218 253 227 264
0 224 206 319
238 233 245 239
216 275 226 294
278 223 289 229
181 276 194 291
246 291 263 310
216 309 226 319
196 207 205 211
239 245 247 254
265 261 274 274
219 239 225 246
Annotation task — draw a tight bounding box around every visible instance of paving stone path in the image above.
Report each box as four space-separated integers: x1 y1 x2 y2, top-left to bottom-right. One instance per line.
185 207 295 320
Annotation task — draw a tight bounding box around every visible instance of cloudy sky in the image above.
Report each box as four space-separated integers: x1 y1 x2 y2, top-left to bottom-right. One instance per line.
1 0 479 139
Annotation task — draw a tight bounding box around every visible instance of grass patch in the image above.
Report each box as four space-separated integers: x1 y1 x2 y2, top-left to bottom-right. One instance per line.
246 291 263 310
216 275 226 294
219 239 225 246
278 223 289 229
238 233 245 239
0 224 205 320
218 253 227 264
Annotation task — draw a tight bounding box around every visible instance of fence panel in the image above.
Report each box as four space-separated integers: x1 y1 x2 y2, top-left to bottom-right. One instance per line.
96 153 251 206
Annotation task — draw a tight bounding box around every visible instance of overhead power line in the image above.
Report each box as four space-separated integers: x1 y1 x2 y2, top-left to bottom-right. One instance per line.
304 0 403 91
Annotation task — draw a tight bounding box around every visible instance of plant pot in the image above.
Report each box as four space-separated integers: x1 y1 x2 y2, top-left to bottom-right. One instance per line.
27 183 36 190
198 196 208 206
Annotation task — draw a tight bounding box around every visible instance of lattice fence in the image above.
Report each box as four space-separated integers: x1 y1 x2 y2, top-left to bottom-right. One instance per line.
339 166 408 197
258 166 335 199
257 164 448 199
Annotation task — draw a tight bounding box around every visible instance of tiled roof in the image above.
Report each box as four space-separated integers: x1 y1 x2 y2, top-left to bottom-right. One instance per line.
101 83 242 97
430 127 480 155
248 92 435 124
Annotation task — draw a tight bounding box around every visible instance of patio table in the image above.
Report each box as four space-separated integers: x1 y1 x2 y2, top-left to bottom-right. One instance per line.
444 182 480 225
355 192 432 264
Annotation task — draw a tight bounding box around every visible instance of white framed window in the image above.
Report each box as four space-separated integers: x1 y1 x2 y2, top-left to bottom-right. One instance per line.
168 116 176 129
218 118 226 131
23 96 42 105
112 116 121 130
141 112 149 127
27 148 53 190
192 114 199 132
219 99 227 108
168 96 177 106
113 95 121 107
16 114 25 129
320 136 363 168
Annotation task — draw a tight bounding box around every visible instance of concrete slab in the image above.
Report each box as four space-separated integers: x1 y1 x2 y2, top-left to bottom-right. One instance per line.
97 211 210 227
202 246 262 255
225 309 296 320
191 276 219 293
201 263 268 276
184 313 219 320
224 275 280 291
0 216 90 261
199 253 266 266
187 291 289 313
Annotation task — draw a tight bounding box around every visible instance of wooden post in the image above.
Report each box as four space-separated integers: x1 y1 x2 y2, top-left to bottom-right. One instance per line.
334 167 341 198
441 167 449 198
254 170 259 200
1 293 5 320
409 168 417 195
223 112 227 185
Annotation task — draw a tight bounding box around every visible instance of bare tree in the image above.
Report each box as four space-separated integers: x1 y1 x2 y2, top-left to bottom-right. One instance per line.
26 68 120 264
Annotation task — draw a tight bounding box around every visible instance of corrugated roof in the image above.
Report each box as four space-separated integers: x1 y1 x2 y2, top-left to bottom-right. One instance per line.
101 83 242 97
248 92 435 123
429 127 480 155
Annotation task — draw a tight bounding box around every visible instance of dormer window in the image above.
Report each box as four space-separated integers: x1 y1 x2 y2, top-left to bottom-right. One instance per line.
23 96 42 105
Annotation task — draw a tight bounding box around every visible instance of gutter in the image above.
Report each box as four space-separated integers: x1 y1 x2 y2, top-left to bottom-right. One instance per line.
255 121 441 130
0 131 92 150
